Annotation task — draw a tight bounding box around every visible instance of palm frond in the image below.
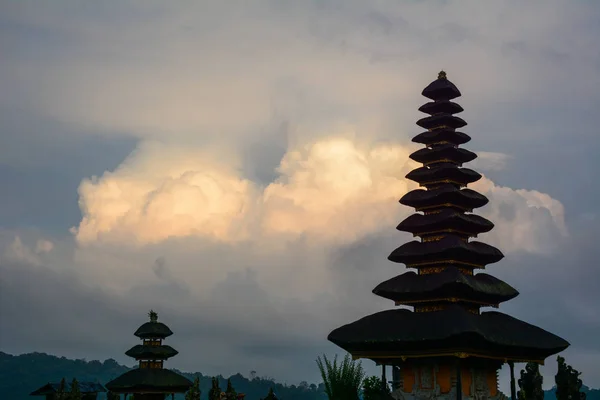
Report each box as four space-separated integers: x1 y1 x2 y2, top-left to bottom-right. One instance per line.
316 353 365 400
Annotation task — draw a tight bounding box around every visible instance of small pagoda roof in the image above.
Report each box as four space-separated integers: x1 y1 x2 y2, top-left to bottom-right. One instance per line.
373 267 519 305
412 129 471 146
416 114 467 131
388 235 504 267
409 145 477 166
134 310 173 338
105 369 192 393
397 209 494 236
30 382 106 396
418 100 464 115
327 305 569 363
125 345 179 360
400 186 489 211
405 166 481 186
421 71 462 100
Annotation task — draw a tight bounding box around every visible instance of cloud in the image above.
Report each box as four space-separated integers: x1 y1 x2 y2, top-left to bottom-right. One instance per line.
2 236 43 266
72 135 567 258
472 151 512 171
34 239 54 254
262 136 417 244
4 0 599 148
72 140 256 246
472 177 568 254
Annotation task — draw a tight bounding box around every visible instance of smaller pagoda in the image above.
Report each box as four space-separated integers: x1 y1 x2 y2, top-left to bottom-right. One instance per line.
105 310 192 400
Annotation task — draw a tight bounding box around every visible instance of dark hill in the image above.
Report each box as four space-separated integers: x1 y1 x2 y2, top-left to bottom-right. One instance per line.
0 351 325 400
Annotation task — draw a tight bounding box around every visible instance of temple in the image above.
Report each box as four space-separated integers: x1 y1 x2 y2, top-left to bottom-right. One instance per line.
105 310 192 400
30 382 106 400
327 72 569 400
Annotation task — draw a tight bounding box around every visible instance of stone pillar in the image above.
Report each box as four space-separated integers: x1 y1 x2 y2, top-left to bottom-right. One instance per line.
456 360 462 400
509 362 516 400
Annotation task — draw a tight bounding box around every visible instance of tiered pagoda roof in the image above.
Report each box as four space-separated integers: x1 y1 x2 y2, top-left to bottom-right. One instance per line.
328 71 569 364
105 310 192 396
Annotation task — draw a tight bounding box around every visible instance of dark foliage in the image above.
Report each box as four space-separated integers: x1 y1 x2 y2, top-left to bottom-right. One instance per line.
106 391 119 400
208 377 222 400
185 376 201 400
225 379 237 400
362 376 390 400
57 378 67 400
316 354 364 400
261 387 277 400
69 378 82 400
556 356 586 400
517 363 544 400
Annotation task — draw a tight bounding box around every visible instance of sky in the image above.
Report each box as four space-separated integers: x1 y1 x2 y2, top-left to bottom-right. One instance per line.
1 0 599 394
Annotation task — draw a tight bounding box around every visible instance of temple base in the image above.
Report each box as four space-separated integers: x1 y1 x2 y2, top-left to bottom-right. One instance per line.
385 358 508 400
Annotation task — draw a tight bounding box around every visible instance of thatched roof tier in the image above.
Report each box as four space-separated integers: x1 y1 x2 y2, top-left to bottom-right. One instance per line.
405 167 481 187
396 210 494 237
388 235 504 268
421 71 462 100
412 129 471 146
134 322 173 339
105 369 192 393
418 100 464 115
416 114 467 131
400 186 488 212
125 345 179 360
409 145 477 166
328 305 569 362
373 267 518 305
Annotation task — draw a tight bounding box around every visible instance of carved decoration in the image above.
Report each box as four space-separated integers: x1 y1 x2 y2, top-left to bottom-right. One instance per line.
420 367 434 389
473 369 489 400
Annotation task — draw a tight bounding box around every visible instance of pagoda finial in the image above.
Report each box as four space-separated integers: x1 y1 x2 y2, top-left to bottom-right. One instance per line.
149 309 158 322
438 70 447 80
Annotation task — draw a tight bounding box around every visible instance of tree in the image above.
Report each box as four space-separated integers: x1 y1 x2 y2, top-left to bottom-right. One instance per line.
208 377 222 400
106 391 120 400
517 363 544 400
316 354 365 400
56 378 67 400
262 387 277 400
185 376 201 400
68 378 82 400
556 356 586 400
225 378 237 400
363 375 391 400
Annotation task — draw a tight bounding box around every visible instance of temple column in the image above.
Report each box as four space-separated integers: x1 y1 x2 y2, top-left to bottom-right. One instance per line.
509 361 517 400
382 364 387 392
456 360 462 400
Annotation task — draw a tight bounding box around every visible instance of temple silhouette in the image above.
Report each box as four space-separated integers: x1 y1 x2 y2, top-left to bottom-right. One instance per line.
105 310 192 400
328 71 569 400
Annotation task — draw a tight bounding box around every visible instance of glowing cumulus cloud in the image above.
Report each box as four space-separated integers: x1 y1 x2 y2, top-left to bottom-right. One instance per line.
73 137 568 254
262 137 418 243
73 141 255 246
